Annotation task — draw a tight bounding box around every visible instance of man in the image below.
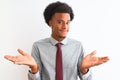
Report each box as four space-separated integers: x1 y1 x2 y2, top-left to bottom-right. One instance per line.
4 1 109 80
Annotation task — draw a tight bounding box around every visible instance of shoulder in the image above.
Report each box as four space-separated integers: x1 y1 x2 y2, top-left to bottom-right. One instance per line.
32 38 50 46
67 38 82 45
66 38 85 53
66 38 84 48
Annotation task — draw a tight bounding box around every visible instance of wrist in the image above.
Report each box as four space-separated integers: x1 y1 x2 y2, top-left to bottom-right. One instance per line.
80 67 89 74
30 64 39 74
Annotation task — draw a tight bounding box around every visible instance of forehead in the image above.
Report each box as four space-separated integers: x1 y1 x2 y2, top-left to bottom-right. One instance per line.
52 13 70 21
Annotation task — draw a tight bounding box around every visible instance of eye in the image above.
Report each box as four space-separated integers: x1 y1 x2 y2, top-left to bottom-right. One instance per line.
66 21 70 25
57 20 64 24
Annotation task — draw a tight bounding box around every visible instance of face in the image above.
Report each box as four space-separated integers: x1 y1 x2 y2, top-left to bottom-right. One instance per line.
49 13 71 41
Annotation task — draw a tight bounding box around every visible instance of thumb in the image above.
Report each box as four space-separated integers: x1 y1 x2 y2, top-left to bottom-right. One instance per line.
89 50 96 56
17 49 26 56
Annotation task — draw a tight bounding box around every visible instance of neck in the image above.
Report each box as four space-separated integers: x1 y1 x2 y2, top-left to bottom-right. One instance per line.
52 35 65 42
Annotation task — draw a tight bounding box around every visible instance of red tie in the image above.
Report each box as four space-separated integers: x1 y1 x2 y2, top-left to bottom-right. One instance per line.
56 43 63 80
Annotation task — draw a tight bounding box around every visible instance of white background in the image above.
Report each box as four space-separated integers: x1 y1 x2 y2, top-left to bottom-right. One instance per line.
0 0 120 80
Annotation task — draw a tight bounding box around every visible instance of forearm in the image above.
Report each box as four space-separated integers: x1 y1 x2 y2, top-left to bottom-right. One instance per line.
28 64 40 80
79 64 92 80
79 68 92 80
28 70 41 80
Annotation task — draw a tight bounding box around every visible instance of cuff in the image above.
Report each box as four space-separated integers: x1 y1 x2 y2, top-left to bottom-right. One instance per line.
28 70 40 80
81 69 92 79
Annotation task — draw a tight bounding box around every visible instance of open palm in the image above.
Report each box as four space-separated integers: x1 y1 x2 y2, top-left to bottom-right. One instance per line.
4 49 37 68
81 50 109 69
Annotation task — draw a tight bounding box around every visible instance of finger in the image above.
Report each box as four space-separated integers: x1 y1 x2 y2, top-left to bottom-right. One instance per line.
4 55 12 60
100 56 109 62
96 56 109 65
4 55 16 62
14 61 24 65
17 49 26 56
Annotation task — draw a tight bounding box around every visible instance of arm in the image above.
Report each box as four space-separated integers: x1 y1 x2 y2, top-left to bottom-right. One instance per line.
80 50 109 74
78 50 109 80
4 49 39 74
78 43 109 80
78 45 92 80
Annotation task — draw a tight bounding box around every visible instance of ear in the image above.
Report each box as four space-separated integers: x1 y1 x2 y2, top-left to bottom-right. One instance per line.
49 20 52 27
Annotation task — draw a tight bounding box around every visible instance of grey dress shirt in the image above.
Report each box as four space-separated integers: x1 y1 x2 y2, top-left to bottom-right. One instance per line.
28 37 92 80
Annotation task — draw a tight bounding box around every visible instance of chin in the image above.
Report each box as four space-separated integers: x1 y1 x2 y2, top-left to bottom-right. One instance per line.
59 35 66 39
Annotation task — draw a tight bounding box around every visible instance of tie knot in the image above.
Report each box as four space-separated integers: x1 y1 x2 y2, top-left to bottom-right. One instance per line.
56 43 62 48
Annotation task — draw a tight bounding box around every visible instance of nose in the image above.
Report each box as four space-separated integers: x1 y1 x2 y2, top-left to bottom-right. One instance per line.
62 23 68 29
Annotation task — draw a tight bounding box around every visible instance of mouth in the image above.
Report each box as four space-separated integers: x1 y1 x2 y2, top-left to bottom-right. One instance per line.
60 30 68 33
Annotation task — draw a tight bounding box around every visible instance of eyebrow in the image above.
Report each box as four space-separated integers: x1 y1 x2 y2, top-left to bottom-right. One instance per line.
57 20 70 22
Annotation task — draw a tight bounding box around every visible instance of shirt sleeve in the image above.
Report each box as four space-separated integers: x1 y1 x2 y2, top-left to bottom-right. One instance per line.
28 70 41 80
28 42 42 80
80 69 92 80
77 43 92 80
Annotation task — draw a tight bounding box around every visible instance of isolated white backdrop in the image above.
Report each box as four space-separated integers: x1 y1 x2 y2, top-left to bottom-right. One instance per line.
0 0 120 80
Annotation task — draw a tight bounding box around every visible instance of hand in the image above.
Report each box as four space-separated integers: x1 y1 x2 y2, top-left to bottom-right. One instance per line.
80 50 109 74
4 49 39 74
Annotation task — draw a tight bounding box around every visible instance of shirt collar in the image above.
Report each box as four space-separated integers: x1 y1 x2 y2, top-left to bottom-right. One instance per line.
49 37 68 46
